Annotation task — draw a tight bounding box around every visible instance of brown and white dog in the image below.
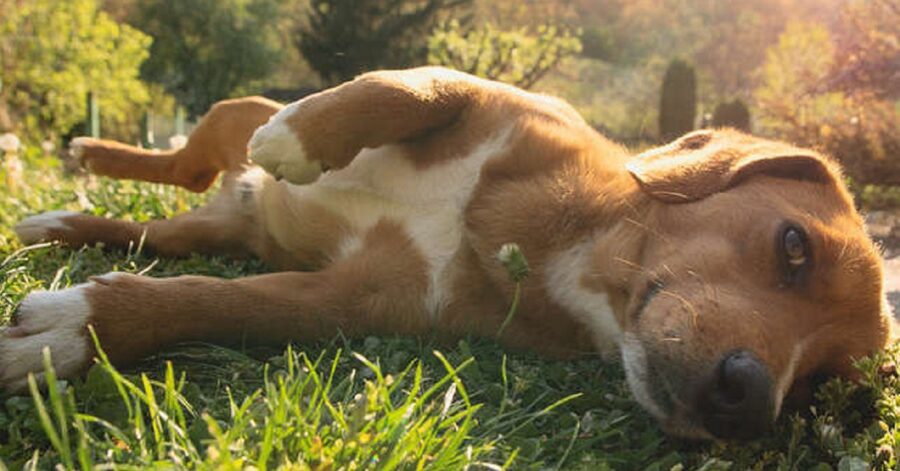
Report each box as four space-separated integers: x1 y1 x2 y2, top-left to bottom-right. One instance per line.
6 67 894 439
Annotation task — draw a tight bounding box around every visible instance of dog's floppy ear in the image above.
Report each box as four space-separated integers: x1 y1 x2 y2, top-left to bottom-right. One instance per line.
626 130 838 203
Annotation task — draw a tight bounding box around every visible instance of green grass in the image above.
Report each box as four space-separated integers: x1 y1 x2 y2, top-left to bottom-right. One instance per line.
2 156 900 469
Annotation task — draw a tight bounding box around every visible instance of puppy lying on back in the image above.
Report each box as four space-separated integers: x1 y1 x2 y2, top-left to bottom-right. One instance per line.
9 67 893 439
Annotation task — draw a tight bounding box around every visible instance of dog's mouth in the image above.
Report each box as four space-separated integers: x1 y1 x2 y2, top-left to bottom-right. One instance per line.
621 334 711 438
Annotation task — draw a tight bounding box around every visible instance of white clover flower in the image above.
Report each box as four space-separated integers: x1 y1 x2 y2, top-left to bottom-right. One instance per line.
0 133 20 153
169 134 188 150
496 243 530 282
41 140 56 154
496 243 521 265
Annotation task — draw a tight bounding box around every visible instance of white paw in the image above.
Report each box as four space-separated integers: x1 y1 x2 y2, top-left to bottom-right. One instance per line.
0 284 93 392
248 104 322 185
14 210 80 245
69 136 95 160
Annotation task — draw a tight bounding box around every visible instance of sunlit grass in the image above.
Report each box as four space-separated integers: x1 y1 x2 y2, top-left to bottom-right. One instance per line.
1 160 899 469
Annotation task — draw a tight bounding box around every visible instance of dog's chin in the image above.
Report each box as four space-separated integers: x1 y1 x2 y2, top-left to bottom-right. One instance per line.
621 333 714 440
621 333 667 418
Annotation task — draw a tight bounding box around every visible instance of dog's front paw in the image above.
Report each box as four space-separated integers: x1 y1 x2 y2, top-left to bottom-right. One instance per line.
248 106 322 185
0 285 94 392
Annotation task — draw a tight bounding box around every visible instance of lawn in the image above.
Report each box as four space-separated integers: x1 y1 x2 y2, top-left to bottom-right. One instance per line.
1 157 899 469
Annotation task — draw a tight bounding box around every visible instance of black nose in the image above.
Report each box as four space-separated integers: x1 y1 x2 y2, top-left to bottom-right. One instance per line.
698 350 774 439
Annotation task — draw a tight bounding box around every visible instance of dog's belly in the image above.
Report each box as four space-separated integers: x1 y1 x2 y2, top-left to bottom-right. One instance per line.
257 129 514 322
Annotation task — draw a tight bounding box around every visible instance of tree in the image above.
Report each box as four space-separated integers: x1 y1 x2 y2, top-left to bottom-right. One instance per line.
658 59 697 142
131 0 286 117
0 0 151 141
296 0 470 85
754 20 900 185
828 0 899 99
427 21 581 89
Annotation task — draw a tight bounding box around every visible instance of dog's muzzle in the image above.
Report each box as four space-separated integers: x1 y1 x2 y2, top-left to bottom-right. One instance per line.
696 350 774 439
623 338 775 440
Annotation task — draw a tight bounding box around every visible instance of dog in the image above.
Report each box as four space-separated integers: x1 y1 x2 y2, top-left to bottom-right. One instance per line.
5 67 893 439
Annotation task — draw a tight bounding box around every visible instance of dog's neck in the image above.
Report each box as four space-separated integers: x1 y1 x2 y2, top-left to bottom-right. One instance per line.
553 145 659 336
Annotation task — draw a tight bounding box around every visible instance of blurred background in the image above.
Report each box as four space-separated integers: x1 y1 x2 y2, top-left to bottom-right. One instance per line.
0 0 898 206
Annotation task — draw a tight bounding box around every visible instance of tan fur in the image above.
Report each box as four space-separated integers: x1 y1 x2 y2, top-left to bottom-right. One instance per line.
74 96 281 191
282 68 586 171
85 219 430 364
9 67 892 439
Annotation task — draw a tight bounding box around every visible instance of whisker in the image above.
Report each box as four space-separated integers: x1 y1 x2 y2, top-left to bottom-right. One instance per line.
624 217 671 244
661 289 700 326
613 257 652 274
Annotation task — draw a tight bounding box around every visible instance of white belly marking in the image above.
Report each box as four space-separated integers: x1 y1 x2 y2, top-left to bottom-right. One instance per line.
283 127 514 321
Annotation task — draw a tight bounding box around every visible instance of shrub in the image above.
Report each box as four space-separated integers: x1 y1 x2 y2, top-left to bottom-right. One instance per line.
711 99 751 132
755 21 900 186
427 20 581 89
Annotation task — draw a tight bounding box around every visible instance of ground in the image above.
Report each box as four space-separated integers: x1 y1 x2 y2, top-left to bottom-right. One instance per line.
865 211 900 316
1 160 900 469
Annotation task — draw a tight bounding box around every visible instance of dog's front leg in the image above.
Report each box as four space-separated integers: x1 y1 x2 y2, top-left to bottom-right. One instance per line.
1 264 429 392
248 67 476 184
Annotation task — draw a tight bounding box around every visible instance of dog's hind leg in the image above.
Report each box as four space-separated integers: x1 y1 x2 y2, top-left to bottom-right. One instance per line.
14 169 278 260
0 219 430 389
73 97 282 192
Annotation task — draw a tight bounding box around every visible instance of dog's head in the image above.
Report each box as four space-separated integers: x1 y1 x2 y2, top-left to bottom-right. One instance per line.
620 129 893 439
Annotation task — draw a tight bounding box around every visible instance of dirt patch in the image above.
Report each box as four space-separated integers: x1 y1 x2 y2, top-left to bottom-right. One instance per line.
868 210 900 317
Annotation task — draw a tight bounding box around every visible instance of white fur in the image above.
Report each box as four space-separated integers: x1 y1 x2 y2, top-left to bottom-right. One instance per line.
0 278 104 391
545 240 622 351
773 339 807 415
230 166 272 216
69 137 90 160
336 235 365 260
248 101 322 184
271 127 514 321
621 333 666 419
14 210 80 245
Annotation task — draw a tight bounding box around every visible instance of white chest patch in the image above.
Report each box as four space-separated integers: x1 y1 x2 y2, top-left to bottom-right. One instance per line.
545 240 622 351
281 127 514 321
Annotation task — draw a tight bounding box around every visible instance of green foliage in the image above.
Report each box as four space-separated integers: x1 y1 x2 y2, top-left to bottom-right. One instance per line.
297 0 471 85
132 0 287 117
755 21 900 185
427 20 581 89
0 0 151 141
18 341 502 468
711 99 751 133
534 58 662 143
579 26 618 63
658 59 697 142
754 21 837 142
830 0 900 100
854 184 900 211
